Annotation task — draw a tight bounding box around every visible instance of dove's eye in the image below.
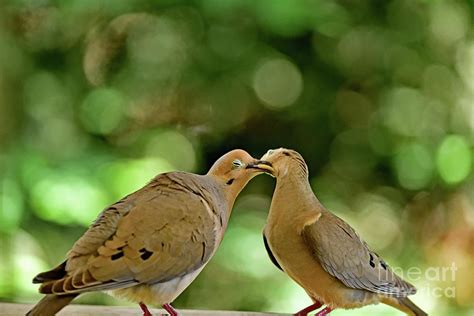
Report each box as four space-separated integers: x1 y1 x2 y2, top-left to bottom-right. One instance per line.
231 159 243 169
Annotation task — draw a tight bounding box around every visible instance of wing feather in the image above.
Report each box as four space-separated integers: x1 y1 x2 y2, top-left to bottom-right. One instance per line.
35 172 221 295
302 211 416 297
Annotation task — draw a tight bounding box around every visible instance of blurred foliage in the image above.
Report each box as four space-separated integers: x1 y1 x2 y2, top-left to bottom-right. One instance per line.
0 0 473 315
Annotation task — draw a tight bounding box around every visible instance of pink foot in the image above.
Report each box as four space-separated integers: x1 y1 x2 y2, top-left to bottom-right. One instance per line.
162 303 179 316
139 302 153 316
294 301 324 315
315 306 332 316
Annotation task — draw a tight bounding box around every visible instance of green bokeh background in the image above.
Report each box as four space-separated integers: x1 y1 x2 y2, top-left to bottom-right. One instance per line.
0 0 473 315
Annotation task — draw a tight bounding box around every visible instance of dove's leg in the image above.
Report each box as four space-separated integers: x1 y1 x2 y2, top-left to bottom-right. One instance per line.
162 303 179 316
139 302 153 316
294 301 323 315
315 306 332 316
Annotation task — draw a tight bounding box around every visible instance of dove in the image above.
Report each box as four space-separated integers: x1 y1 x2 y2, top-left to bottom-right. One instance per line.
28 149 269 316
249 148 427 316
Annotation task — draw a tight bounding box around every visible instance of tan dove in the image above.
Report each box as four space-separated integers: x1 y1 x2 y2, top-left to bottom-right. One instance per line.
250 148 427 316
28 149 268 316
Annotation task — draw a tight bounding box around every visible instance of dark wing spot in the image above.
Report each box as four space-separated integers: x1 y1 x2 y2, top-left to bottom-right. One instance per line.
283 151 290 156
111 252 124 260
201 242 206 262
380 261 387 270
369 253 375 268
226 178 235 185
140 248 153 260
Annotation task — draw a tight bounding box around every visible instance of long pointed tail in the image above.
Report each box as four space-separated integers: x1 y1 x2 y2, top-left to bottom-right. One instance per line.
26 294 78 316
398 297 428 316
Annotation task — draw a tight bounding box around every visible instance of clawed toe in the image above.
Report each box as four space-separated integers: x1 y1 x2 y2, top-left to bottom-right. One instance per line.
293 301 324 315
315 307 332 316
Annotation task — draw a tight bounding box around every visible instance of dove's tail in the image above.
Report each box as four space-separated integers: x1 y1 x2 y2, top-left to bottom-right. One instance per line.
398 297 428 316
382 296 427 316
26 294 78 316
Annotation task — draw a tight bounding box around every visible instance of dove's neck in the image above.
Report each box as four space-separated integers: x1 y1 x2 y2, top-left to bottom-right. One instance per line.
268 173 322 225
222 175 255 209
206 174 253 222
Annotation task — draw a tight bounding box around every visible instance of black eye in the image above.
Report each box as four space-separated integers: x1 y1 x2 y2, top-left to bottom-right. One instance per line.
226 178 235 185
283 151 290 156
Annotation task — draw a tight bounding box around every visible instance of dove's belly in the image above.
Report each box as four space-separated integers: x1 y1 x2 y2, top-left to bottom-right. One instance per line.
108 266 204 305
265 222 379 309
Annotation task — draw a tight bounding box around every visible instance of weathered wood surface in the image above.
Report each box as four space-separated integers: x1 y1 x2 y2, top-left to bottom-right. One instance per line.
0 303 289 316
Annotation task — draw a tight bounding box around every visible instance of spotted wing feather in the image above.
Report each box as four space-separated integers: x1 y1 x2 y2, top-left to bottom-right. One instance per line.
302 211 416 297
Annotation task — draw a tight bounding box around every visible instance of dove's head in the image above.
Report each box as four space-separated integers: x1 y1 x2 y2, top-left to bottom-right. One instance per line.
207 149 271 195
248 148 308 179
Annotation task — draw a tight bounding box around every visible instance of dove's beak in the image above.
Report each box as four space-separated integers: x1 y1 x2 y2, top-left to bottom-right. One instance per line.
246 160 275 176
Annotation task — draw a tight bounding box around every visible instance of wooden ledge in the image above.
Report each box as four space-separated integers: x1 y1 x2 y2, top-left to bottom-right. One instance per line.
0 303 289 316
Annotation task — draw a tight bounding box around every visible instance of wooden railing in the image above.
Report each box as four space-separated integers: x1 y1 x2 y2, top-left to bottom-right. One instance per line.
0 303 288 316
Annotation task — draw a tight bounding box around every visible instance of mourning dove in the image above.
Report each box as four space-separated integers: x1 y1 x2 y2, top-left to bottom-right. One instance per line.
249 148 427 316
28 149 269 316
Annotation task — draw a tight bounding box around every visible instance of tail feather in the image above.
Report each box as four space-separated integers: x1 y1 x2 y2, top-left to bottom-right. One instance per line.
33 261 67 284
382 296 428 316
26 294 78 316
399 297 428 316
